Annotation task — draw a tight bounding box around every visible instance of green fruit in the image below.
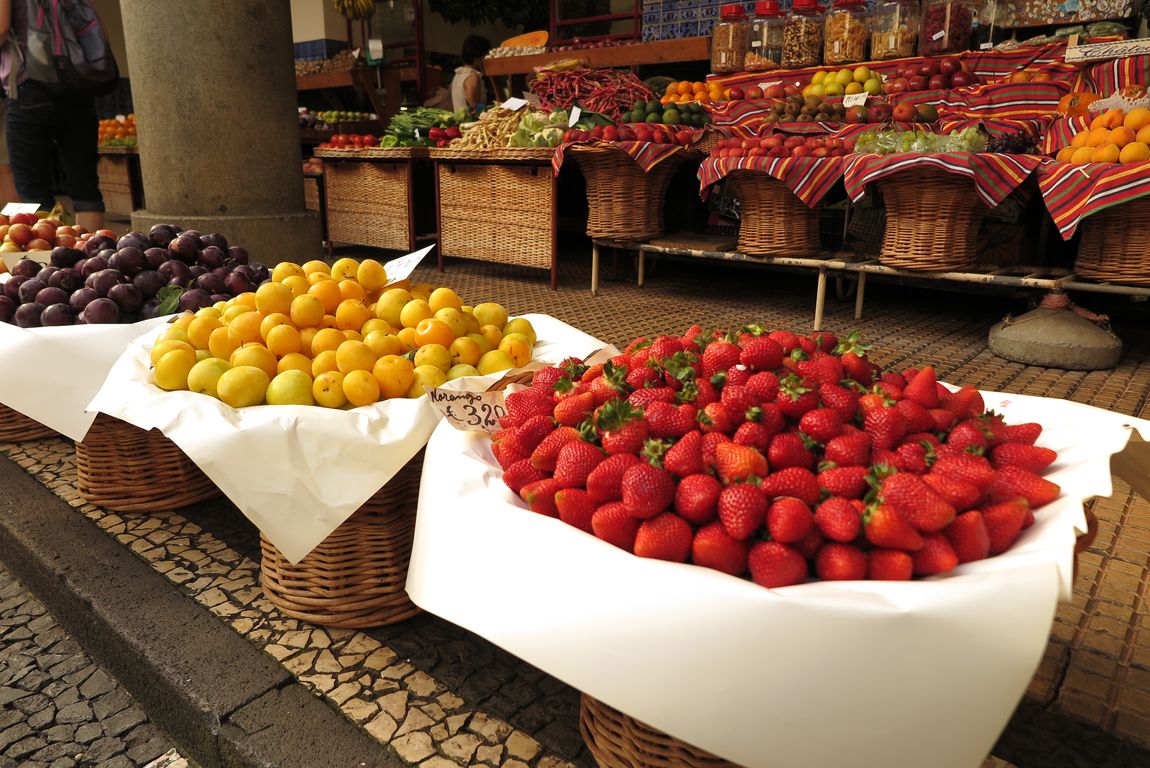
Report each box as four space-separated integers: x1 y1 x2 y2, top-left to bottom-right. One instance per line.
663 109 680 125
645 112 662 124
645 100 661 114
631 109 646 124
632 100 646 112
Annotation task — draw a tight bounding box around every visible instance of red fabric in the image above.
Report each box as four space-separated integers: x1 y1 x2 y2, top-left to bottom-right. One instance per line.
552 139 694 175
697 156 844 207
1035 158 1150 239
842 152 1044 207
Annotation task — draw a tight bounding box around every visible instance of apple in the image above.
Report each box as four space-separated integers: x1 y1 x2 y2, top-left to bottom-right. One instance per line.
920 60 940 78
908 76 927 91
765 85 787 99
744 86 764 100
55 233 77 248
10 212 37 226
791 146 812 158
31 220 56 243
928 75 949 90
845 105 868 124
951 70 975 88
784 136 805 148
7 222 32 246
762 135 784 149
867 102 893 122
27 238 51 251
939 57 962 76
892 103 917 122
728 87 745 100
783 85 801 97
767 146 788 158
748 147 765 157
825 81 846 97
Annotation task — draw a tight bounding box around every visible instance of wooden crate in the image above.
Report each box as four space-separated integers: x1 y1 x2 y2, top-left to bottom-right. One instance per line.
323 160 415 252
97 154 137 216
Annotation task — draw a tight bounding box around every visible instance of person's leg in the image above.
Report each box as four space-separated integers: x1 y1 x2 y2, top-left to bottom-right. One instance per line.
4 87 59 211
54 96 104 229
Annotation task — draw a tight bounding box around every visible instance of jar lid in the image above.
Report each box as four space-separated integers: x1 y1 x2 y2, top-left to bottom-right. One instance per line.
755 0 784 16
832 0 866 6
792 0 822 13
720 4 747 19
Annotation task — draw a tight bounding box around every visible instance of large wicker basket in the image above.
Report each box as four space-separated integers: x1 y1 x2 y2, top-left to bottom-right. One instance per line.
570 145 695 241
580 695 736 768
324 160 415 251
259 450 425 629
0 403 57 442
96 155 136 216
1074 196 1150 285
75 414 221 512
726 171 821 257
876 168 987 271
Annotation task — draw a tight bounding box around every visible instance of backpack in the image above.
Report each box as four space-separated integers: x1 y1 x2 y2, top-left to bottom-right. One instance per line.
1 0 119 99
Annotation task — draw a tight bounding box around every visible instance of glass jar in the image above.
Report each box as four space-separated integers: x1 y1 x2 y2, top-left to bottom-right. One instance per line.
745 1 785 72
870 0 920 60
824 0 868 66
781 0 825 70
711 4 749 75
921 0 973 56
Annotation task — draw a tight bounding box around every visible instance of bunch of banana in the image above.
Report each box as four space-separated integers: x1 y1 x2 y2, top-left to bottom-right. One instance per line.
333 0 374 21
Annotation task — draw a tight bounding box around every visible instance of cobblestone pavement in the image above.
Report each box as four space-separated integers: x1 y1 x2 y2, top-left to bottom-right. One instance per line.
0 564 178 768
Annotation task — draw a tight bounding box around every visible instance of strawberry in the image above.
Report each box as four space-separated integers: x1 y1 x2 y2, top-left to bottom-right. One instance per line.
645 401 697 439
928 408 956 432
989 443 1057 473
633 512 693 562
586 453 640 502
874 380 903 401
720 384 758 414
680 324 705 351
718 483 768 540
701 432 732 470
591 502 640 550
649 335 684 361
978 412 1009 448
702 340 742 377
864 503 924 551
895 400 935 434
553 440 606 489
824 432 871 467
941 386 984 421
518 414 558 453
625 365 661 391
747 541 808 588
519 478 562 517
698 402 739 435
799 408 844 443
766 497 814 543
768 432 815 471
675 473 722 524
946 420 988 452
815 497 863 542
1000 422 1042 445
491 428 531 470
863 405 907 451
983 498 1029 555
530 366 568 392
809 331 839 353
809 354 845 387
557 357 590 380
739 336 784 371
628 386 676 410
596 400 648 455
580 362 605 383
818 382 860 422
815 543 868 580
691 522 749 576
555 488 597 532
732 420 772 452
624 336 649 355
745 371 781 403
817 466 869 499
902 365 940 408
833 332 876 384
879 472 956 532
749 402 786 436
943 510 990 563
775 376 819 420
530 426 581 472
502 388 555 428
587 366 629 406
904 431 940 449
621 462 675 519
922 473 982 512
986 465 1060 509
930 453 995 491
912 533 959 576
663 431 704 477
714 443 768 484
892 441 928 473
690 378 720 407
857 391 888 417
503 458 549 494
761 467 821 506
867 549 914 580
724 364 752 387
554 390 595 427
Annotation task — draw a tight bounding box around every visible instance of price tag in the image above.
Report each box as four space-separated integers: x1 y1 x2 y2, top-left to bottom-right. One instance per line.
979 42 993 50
932 30 945 41
569 106 582 127
523 92 541 109
414 128 421 140
1 249 49 271
1 202 39 216
759 81 782 91
383 244 435 286
751 40 763 48
428 388 509 433
843 92 868 107
368 38 384 60
501 97 528 111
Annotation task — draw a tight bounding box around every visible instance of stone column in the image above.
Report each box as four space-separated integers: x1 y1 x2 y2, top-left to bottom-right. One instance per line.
120 0 321 264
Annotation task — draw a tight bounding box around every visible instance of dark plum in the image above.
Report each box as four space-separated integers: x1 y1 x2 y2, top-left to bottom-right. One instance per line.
40 303 76 326
231 264 255 281
0 295 13 323
250 264 270 284
182 230 202 241
12 258 40 278
177 288 212 312
82 297 120 324
96 248 117 263
109 246 146 276
157 259 190 280
107 282 143 313
116 231 150 251
69 287 99 312
194 272 225 294
166 275 190 289
49 246 84 268
227 245 249 265
144 247 169 269
202 232 228 251
14 302 45 328
3 275 28 301
133 270 166 299
209 293 230 303
81 234 114 256
140 298 161 320
36 265 58 280
199 245 225 269
18 278 47 304
35 286 68 306
49 268 83 293
188 265 207 279
169 234 201 264
86 269 125 297
210 266 230 279
148 224 177 247
223 271 251 296
80 255 108 278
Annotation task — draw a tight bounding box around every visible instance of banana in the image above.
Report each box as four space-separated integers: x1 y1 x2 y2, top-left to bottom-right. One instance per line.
333 0 374 20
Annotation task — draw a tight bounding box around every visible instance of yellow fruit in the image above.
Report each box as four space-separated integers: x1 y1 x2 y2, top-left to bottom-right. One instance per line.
1091 143 1120 163
413 343 451 373
342 329 362 341
413 318 456 348
428 287 463 313
364 330 405 358
446 364 480 380
233 292 257 309
844 82 863 95
154 349 197 391
498 334 533 368
478 324 503 349
502 317 536 345
338 279 366 303
812 71 826 85
310 327 346 357
277 352 313 375
289 294 325 328
399 298 433 328
266 370 314 406
194 306 222 320
309 280 342 314
195 349 212 363
208 326 240 361
1137 125 1150 145
1110 126 1136 147
318 314 338 329
397 326 418 349
187 316 221 349
330 257 360 282
271 262 305 282
373 355 415 400
477 349 515 376
335 340 377 374
171 314 195 331
308 271 333 285
1120 141 1150 163
466 333 493 355
231 344 279 379
187 358 231 398
1056 147 1075 163
227 311 265 346
449 336 483 367
311 349 339 377
160 327 191 346
222 303 255 323
852 66 871 83
1070 146 1095 164
299 327 319 356
301 259 331 277
217 366 270 408
835 68 853 86
1124 107 1150 132
1085 127 1110 147
266 324 302 357
408 364 447 397
259 312 294 341
433 307 468 339
360 318 394 336
461 311 481 335
343 369 381 407
256 281 293 316
356 258 387 292
1070 131 1090 149
281 275 310 297
150 339 194 366
335 299 371 331
374 288 411 327
312 370 347 408
411 282 435 301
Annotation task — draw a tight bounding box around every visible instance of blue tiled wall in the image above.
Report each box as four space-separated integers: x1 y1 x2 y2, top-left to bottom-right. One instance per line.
294 39 348 61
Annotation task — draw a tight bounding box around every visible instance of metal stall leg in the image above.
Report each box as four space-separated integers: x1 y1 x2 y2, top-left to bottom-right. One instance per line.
854 272 867 320
814 266 827 332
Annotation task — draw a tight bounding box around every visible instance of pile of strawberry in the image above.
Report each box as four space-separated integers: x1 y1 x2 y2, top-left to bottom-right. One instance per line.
490 326 1061 588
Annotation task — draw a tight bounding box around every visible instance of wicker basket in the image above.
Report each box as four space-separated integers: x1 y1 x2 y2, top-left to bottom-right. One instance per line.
692 129 723 155
259 450 425 628
580 695 736 768
75 414 221 512
430 147 556 162
570 146 694 241
726 171 822 257
0 403 57 442
1074 196 1150 285
324 160 414 251
303 175 321 212
97 155 135 216
876 168 987 271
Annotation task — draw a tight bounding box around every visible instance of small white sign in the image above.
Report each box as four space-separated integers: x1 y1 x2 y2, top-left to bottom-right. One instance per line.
569 106 582 127
1 249 50 271
383 244 435 286
368 38 384 60
980 42 993 50
932 30 945 41
843 92 869 107
1 202 40 216
427 387 509 433
759 81 782 91
501 97 528 111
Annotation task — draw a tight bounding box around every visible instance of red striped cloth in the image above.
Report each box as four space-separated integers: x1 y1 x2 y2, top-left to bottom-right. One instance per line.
842 152 1043 206
1076 54 1150 97
940 116 1054 139
933 81 1072 120
1039 115 1091 155
1035 158 1150 239
551 138 693 175
696 156 845 207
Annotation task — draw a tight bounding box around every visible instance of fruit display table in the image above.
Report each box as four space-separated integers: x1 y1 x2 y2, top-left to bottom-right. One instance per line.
97 147 143 216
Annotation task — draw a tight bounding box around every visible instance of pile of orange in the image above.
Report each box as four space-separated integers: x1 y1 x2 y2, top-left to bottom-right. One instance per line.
661 80 725 106
1056 107 1150 164
98 115 136 145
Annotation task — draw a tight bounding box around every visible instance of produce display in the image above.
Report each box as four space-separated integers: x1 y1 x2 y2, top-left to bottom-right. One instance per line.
491 326 1060 587
1055 107 1150 164
762 94 849 125
0 212 85 254
448 107 608 150
294 49 358 77
98 115 137 148
853 126 988 155
562 123 696 146
298 108 376 132
145 258 536 408
0 226 259 327
382 107 463 148
920 0 972 56
315 133 379 150
529 67 655 122
879 56 979 95
660 80 728 105
621 99 709 128
711 134 854 159
802 66 882 98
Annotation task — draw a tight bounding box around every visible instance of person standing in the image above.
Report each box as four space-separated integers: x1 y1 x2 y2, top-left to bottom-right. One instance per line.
451 35 491 113
0 0 105 231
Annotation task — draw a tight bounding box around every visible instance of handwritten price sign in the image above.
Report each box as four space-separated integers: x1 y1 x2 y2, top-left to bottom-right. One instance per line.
428 387 508 433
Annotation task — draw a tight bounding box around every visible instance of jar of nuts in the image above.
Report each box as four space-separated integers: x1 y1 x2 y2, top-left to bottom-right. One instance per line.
871 0 920 60
824 0 869 66
921 0 973 56
781 0 825 70
745 0 786 72
711 4 750 75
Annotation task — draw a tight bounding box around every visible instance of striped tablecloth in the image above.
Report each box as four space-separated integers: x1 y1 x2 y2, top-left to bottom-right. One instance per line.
842 152 1045 206
1035 158 1150 239
696 156 845 207
551 138 694 175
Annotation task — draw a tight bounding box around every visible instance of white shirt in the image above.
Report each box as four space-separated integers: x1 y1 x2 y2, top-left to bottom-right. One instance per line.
451 65 485 112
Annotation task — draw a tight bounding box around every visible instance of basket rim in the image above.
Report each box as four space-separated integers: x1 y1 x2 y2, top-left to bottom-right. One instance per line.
429 147 556 162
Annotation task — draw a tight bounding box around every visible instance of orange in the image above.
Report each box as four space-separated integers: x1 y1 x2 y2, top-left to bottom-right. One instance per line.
1085 127 1111 147
1109 126 1136 147
334 299 372 331
1119 141 1150 163
337 279 366 303
665 82 678 96
412 318 456 348
1070 146 1094 164
677 81 692 96
1090 143 1120 163
308 279 343 314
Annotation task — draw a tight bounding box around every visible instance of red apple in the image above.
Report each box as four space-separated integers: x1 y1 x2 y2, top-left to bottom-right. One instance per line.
828 148 845 157
10 212 37 226
55 233 76 248
845 105 868 124
908 76 927 91
825 138 844 151
31 220 55 243
27 237 51 251
928 75 949 91
728 147 746 158
96 229 116 239
618 125 636 141
744 86 764 100
7 222 32 246
938 57 962 76
951 71 976 88
0 214 8 226
920 60 940 78
783 85 801 97
784 136 805 148
748 147 765 157
892 103 917 122
728 87 745 100
0 225 8 241
767 146 789 158
812 147 829 158
867 103 893 122
765 85 787 99
791 146 812 158
762 135 784 149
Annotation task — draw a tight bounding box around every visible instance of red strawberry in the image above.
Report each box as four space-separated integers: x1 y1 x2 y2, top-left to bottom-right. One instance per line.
530 426 581 472
714 443 768 484
895 400 935 434
867 549 914 580
989 443 1057 473
943 510 990 563
864 503 925 551
815 543 868 580
904 431 940 449
745 371 780 403
941 386 984 421
645 401 697 439
491 428 531 470
799 408 844 443
747 541 808 588
675 473 722 525
902 365 940 408
553 391 595 427
633 512 693 562
978 412 1009 448
621 462 676 519
690 377 720 407
808 354 844 388
912 533 959 576
596 400 648 455
740 336 784 371
986 465 1060 509
591 502 641 550
724 364 752 387
555 488 597 532
892 441 928 473
863 406 907 451
767 329 801 352
946 420 988 452
983 497 1029 555
761 467 821 506
766 497 814 544
930 453 995 491
818 382 860 422
586 453 640 502
530 366 568 392
502 388 555 428
796 527 825 559
663 431 705 477
824 432 871 467
810 331 839 353
649 335 684 361
1000 422 1042 445
698 402 739 435
587 371 627 407
775 377 819 420
553 440 606 489
702 340 742 377
625 365 661 391
503 458 548 494
817 466 869 499
768 432 815 471
519 414 558 453
815 497 863 542
748 402 786 436
879 472 956 532
581 362 605 382
701 432 732 470
628 386 676 410
519 478 562 517
691 522 749 575
718 483 768 540
720 384 758 414
733 421 773 451
922 473 982 512
928 408 956 432
680 324 705 351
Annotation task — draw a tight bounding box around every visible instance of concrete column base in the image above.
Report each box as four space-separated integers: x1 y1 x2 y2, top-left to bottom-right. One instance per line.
988 307 1123 371
130 210 323 266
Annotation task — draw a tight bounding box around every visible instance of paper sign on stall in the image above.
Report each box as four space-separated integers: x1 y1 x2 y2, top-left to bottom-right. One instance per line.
568 107 581 127
1 202 39 216
382 244 434 286
501 97 528 112
843 93 868 107
1 249 51 271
